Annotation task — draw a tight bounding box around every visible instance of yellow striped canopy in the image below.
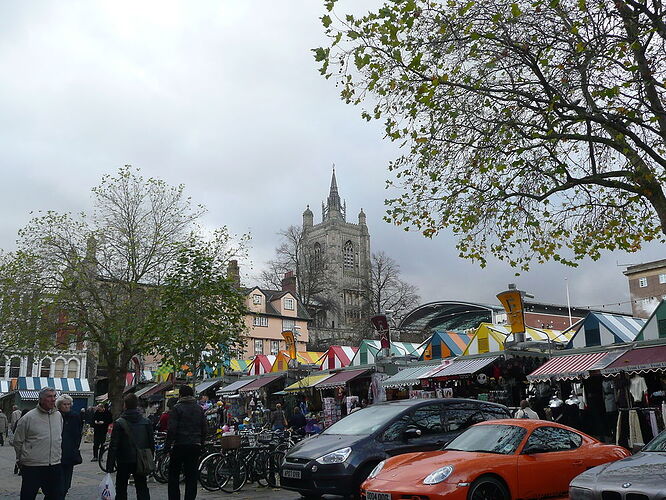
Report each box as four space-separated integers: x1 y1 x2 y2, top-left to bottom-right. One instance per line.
271 351 325 372
284 373 333 392
463 323 572 355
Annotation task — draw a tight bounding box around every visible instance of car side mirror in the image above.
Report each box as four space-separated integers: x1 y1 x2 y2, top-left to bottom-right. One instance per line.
403 428 422 441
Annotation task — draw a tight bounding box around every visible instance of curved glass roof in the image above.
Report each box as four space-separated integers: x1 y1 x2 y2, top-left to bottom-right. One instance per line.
399 301 504 333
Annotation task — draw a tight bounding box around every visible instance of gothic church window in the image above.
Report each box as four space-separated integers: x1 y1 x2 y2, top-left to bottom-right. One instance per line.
313 242 322 268
343 240 354 269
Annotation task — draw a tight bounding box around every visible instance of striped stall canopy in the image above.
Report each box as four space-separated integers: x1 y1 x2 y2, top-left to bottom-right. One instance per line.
250 355 276 375
420 331 472 360
350 340 424 366
463 323 570 355
284 373 333 392
528 351 612 381
427 355 500 378
567 312 646 349
636 299 666 342
18 377 91 393
271 351 325 372
229 359 255 373
319 346 359 370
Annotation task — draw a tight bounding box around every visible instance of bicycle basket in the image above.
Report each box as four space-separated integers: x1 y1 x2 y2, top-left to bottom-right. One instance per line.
220 435 242 449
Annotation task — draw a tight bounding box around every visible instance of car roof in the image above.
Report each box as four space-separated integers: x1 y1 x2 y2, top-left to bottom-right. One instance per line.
474 419 589 433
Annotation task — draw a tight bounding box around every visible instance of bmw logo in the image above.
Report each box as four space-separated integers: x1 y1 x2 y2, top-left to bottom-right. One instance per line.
622 483 632 489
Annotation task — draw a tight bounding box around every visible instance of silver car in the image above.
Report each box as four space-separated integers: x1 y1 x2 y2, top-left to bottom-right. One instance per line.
569 430 666 500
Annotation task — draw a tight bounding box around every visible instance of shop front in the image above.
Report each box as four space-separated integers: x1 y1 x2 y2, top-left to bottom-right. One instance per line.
315 369 371 426
600 343 666 448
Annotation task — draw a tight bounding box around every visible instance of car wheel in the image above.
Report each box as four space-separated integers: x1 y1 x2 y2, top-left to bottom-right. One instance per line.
468 476 509 500
347 462 379 500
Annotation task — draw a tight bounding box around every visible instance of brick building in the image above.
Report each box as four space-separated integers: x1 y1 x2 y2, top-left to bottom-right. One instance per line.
623 259 666 318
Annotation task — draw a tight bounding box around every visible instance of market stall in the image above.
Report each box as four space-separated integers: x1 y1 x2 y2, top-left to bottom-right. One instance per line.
271 351 325 372
566 312 645 349
319 346 358 370
420 330 471 360
349 340 424 366
381 363 446 400
463 323 570 355
315 369 371 425
635 300 666 341
249 355 276 375
229 358 255 374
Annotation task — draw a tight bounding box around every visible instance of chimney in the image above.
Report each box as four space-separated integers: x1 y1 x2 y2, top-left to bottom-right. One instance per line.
281 271 297 295
227 260 241 288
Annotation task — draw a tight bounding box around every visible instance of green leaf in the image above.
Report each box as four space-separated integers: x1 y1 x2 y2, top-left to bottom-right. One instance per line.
511 3 522 17
322 15 332 28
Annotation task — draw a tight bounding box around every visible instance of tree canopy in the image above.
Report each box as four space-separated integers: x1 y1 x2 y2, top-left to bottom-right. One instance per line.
317 0 666 269
0 166 248 415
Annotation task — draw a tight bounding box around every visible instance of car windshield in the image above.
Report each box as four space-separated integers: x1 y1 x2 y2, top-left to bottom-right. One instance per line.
322 404 408 436
643 430 666 452
445 424 527 454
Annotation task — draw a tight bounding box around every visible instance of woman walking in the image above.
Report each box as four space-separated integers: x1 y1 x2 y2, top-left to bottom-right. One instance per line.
58 395 83 497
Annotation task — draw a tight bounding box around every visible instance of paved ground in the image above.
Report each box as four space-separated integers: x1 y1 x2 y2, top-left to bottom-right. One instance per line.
0 440 303 499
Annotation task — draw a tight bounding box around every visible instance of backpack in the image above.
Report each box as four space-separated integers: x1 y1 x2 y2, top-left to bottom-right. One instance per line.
116 418 155 476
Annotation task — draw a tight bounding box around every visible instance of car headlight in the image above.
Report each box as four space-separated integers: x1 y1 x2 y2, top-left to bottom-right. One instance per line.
569 486 595 500
316 447 352 464
423 465 454 485
367 460 386 479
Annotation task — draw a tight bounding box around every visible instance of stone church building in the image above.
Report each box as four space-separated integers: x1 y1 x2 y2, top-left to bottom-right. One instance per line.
301 170 371 346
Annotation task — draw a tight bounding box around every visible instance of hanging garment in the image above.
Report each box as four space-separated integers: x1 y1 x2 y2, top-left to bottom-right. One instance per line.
629 376 648 403
649 410 659 440
628 409 645 448
602 379 617 412
663 402 666 428
572 383 587 409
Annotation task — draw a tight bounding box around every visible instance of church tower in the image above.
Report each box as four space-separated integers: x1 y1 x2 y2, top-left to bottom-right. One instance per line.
301 168 371 332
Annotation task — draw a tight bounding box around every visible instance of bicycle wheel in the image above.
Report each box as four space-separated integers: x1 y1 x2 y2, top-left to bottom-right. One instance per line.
198 453 223 492
217 454 247 493
153 453 168 484
253 450 269 487
98 444 112 472
265 449 285 488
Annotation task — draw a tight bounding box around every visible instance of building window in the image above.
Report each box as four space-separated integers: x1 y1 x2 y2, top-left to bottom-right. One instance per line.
67 360 78 378
284 298 295 310
282 319 296 332
639 277 648 288
253 316 269 327
54 359 65 378
270 340 280 355
40 359 51 378
343 240 354 269
254 339 263 355
9 358 20 378
660 274 666 284
313 242 322 268
252 294 262 305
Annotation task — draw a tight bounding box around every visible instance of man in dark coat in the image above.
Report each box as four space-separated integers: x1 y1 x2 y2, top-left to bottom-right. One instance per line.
57 394 83 497
106 393 154 500
166 385 207 500
92 404 112 461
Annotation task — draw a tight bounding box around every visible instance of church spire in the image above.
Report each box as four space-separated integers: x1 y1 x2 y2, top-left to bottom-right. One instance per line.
323 164 346 221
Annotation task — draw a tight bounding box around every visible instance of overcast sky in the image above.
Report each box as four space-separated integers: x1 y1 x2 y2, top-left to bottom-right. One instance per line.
0 1 663 314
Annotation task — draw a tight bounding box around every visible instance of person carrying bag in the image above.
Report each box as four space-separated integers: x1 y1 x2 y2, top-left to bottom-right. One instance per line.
106 393 155 500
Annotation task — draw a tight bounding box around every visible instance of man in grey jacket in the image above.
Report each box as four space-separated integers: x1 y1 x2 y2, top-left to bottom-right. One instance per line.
13 387 64 500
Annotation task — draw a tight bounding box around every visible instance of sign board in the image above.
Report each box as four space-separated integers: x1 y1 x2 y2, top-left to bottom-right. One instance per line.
496 290 526 334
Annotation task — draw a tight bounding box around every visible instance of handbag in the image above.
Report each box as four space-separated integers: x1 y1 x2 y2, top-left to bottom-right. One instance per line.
116 418 155 476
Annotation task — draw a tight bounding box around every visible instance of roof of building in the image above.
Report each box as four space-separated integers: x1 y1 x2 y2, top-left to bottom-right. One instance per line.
242 286 312 321
623 259 666 275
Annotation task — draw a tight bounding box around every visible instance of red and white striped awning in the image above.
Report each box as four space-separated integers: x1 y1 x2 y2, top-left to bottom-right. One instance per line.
528 351 610 381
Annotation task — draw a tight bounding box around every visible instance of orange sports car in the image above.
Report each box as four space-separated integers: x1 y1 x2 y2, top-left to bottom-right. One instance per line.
361 419 630 500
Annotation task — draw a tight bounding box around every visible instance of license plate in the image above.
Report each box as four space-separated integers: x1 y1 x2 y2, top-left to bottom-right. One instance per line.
281 469 301 479
366 491 391 500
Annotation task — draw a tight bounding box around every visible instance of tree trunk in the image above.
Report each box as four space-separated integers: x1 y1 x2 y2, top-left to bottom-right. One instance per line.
107 364 128 419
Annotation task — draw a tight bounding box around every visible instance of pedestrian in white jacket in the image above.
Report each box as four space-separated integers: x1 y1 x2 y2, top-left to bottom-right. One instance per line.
13 387 65 499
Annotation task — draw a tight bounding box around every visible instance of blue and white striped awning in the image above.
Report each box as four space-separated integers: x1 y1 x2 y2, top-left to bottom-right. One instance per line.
18 377 91 393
